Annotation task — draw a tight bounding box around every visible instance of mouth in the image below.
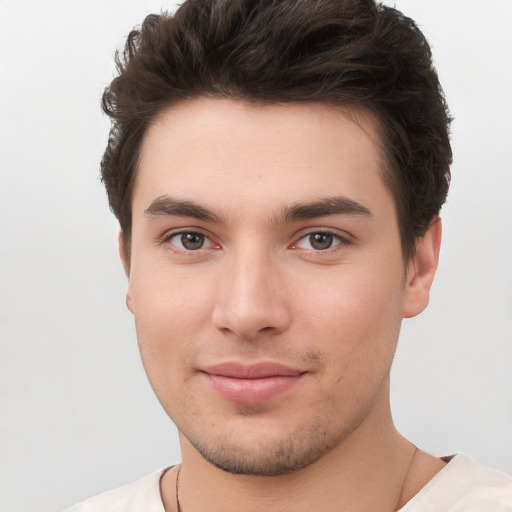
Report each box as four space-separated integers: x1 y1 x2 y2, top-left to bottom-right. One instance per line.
201 362 305 404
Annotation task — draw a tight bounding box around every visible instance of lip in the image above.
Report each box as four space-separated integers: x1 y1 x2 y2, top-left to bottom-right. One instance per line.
202 362 305 404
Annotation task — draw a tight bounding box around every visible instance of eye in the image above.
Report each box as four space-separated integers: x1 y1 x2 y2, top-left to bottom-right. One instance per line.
294 232 344 251
167 231 215 251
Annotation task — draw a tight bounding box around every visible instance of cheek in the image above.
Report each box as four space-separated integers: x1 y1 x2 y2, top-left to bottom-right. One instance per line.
297 263 405 376
130 263 212 329
129 270 213 378
300 261 404 330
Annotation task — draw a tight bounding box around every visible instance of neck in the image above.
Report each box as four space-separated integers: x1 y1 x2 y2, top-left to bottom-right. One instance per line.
162 392 419 512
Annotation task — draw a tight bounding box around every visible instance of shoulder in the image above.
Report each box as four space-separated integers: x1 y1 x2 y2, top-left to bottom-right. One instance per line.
64 467 169 512
402 454 512 511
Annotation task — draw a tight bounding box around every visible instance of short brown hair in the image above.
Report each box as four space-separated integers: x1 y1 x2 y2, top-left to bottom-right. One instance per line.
101 0 452 260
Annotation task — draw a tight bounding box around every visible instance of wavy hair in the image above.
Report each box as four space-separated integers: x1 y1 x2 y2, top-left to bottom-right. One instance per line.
101 0 452 260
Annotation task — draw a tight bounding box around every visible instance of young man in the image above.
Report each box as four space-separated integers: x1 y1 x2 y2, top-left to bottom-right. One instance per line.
67 0 512 510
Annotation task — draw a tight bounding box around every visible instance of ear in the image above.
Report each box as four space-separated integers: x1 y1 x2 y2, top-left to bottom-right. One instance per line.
118 231 134 313
118 231 130 276
402 217 442 318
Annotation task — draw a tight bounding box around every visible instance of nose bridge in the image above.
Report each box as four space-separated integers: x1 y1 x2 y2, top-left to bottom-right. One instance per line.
212 241 290 339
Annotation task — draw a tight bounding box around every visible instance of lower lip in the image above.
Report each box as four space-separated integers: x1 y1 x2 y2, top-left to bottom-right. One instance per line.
205 374 302 404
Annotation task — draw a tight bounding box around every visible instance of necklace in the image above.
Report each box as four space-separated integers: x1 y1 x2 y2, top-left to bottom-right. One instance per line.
175 446 418 512
175 465 182 512
393 445 419 511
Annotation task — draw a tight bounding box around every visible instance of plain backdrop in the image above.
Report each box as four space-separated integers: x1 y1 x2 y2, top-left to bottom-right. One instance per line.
1 1 511 511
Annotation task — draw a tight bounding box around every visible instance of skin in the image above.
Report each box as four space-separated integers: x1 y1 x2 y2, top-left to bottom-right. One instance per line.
121 98 444 511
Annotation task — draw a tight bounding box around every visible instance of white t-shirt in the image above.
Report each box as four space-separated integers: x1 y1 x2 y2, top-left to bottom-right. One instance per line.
65 454 512 512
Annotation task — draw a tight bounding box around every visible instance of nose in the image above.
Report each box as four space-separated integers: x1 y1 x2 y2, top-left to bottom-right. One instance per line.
211 248 292 341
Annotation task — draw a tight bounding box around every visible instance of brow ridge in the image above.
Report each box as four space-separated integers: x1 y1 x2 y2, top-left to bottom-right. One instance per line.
144 195 372 225
144 196 221 223
276 196 372 224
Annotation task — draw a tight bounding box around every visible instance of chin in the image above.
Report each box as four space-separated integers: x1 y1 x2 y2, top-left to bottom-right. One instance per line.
181 416 358 476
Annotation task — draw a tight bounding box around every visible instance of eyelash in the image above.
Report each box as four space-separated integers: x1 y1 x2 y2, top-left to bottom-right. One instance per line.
161 229 218 254
161 228 351 255
291 230 349 252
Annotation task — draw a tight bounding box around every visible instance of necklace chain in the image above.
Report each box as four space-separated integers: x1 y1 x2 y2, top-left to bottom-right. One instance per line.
175 446 418 512
176 465 182 512
394 445 418 511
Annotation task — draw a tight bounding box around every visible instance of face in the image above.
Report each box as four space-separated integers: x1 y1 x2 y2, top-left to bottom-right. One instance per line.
124 98 435 475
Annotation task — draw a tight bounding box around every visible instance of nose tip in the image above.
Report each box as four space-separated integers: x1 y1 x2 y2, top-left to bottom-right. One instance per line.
211 258 291 340
213 304 285 340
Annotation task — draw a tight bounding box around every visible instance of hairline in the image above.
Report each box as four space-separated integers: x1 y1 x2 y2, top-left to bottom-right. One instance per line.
119 96 420 264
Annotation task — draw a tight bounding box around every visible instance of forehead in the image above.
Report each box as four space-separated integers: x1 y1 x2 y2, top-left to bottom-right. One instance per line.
133 98 392 219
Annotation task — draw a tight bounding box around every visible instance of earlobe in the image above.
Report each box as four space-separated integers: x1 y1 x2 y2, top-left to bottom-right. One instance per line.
402 217 442 319
125 293 134 313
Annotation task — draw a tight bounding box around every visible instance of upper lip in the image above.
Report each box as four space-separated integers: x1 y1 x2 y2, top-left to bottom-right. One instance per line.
202 362 304 379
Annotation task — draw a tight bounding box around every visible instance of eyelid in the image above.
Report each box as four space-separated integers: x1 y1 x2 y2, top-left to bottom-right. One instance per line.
290 228 353 251
158 226 352 253
160 227 220 252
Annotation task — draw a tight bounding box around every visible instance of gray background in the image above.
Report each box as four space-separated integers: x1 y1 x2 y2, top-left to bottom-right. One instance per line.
1 1 511 511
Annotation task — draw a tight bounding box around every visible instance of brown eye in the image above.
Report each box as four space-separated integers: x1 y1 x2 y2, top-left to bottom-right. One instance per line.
179 232 205 250
166 230 218 253
294 231 345 252
308 233 334 250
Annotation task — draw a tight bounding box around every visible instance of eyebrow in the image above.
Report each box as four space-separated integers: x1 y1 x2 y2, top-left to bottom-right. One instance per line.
145 196 222 223
276 196 372 224
144 195 372 224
